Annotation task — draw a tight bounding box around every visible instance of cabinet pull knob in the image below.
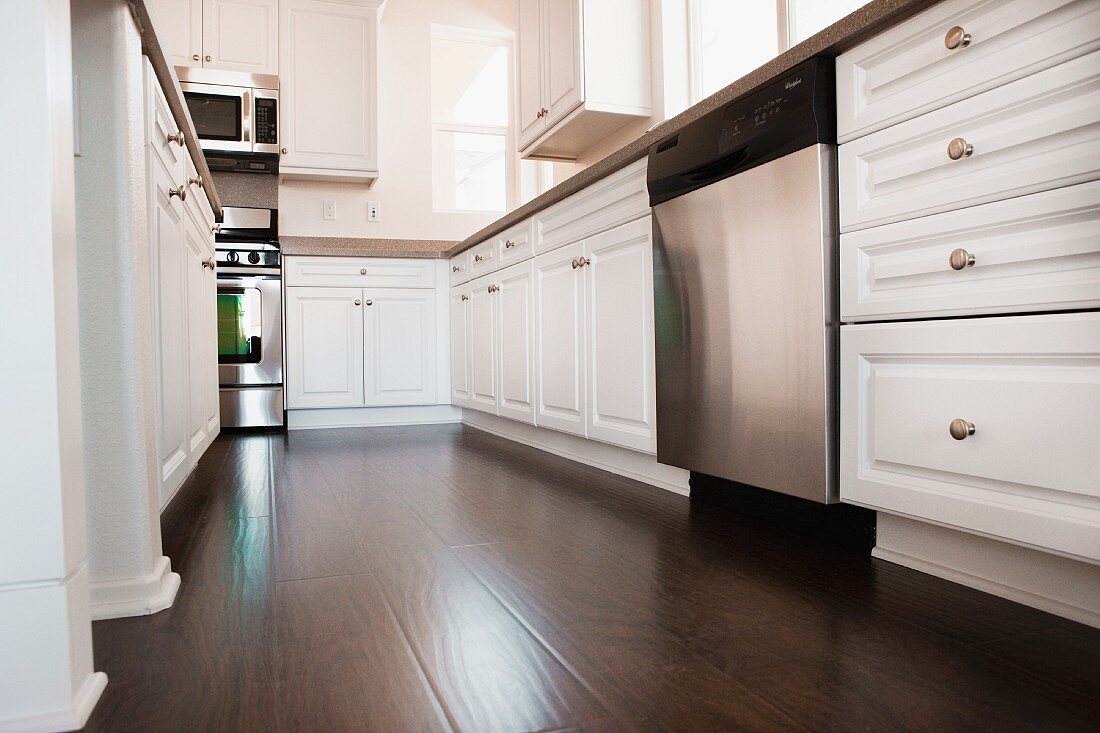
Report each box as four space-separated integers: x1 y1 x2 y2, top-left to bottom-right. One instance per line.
201 258 216 270
365 299 373 306
487 285 499 294
205 54 212 62
949 419 975 440
452 265 461 272
572 257 590 269
189 175 203 189
504 240 516 248
947 137 973 160
192 54 200 61
211 223 222 234
168 130 185 146
360 268 367 275
354 299 362 306
281 147 288 155
168 184 186 201
540 107 549 117
461 294 469 301
536 109 544 118
944 26 971 50
474 254 485 262
949 248 975 270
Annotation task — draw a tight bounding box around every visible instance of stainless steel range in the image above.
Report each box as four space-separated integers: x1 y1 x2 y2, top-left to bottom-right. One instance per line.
215 207 283 428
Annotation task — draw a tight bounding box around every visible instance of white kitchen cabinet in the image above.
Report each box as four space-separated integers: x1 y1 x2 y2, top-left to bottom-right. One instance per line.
496 261 537 424
279 0 382 183
584 217 656 453
518 0 651 160
202 0 279 75
184 207 216 453
533 241 587 436
147 0 277 74
450 285 472 407
363 288 437 406
468 274 499 412
285 287 365 409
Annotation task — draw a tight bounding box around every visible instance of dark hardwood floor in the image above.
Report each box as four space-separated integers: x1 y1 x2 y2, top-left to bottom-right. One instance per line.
85 425 1100 732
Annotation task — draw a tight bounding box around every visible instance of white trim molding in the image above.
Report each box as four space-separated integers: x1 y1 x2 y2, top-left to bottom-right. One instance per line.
89 555 181 620
288 404 462 430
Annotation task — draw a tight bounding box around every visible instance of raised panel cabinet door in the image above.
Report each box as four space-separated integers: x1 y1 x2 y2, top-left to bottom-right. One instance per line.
202 0 279 74
450 286 472 407
280 0 378 173
542 0 583 128
517 0 546 149
584 217 656 453
496 261 536 424
468 274 499 413
185 211 212 455
149 156 191 506
534 241 586 436
284 287 365 408
202 246 220 437
363 289 437 406
147 0 203 68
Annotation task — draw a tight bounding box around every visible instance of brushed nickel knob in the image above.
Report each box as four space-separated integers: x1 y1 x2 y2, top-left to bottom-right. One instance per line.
365 299 373 306
572 256 590 269
949 248 975 270
189 175 203 188
948 137 973 160
205 55 212 62
281 147 288 155
168 185 186 201
944 26 971 50
461 294 469 301
168 130 185 146
949 419 975 440
354 299 362 306
540 107 549 116
474 254 484 262
211 223 221 234
571 258 580 269
505 240 516 249
452 265 460 272
202 258 215 270
536 109 544 118
360 268 367 275
192 54 200 61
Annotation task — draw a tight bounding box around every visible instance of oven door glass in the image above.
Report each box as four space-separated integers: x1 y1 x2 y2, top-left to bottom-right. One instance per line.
184 91 243 142
217 288 262 364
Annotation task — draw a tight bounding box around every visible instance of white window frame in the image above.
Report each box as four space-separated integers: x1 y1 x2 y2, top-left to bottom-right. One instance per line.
430 24 516 215
686 0 790 104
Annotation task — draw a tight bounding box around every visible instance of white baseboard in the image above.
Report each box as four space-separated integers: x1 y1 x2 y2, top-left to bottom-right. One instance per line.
0 671 108 733
874 513 1100 628
288 404 462 430
461 409 690 495
89 555 181 620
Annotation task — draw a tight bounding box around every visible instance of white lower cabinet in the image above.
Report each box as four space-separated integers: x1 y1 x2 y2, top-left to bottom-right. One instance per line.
455 215 656 454
284 260 439 411
841 313 1100 563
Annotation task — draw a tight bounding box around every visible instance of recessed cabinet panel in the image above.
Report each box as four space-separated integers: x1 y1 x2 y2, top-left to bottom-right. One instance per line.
585 218 656 453
543 0 583 128
203 0 279 75
363 289 436 406
185 212 213 453
147 0 203 69
450 286 472 407
517 0 545 146
497 261 536 424
534 241 586 435
285 287 365 408
468 275 499 412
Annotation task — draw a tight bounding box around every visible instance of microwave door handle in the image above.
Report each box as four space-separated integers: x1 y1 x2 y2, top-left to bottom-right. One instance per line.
242 88 252 147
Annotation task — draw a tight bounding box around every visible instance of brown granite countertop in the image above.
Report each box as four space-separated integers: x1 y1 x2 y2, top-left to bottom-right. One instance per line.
448 0 939 257
281 237 459 258
129 1 223 220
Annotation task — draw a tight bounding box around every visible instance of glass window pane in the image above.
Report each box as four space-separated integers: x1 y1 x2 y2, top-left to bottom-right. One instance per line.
431 38 508 127
433 130 506 213
789 0 870 45
217 289 263 364
694 0 778 100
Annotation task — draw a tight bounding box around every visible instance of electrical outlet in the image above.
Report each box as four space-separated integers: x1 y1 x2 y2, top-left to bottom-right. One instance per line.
367 201 381 222
322 200 336 220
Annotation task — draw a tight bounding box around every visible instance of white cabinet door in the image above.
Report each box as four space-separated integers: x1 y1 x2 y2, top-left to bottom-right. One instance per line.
450 286 472 407
202 0 278 75
280 0 379 176
542 0 583 128
534 241 586 435
517 0 546 149
584 217 656 453
147 0 203 68
201 244 219 437
496 261 536 424
363 288 436 406
184 212 213 454
467 274 498 413
285 287 365 408
150 159 191 503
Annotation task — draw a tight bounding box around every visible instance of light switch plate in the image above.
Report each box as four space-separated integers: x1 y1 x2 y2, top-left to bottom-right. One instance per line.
367 201 381 222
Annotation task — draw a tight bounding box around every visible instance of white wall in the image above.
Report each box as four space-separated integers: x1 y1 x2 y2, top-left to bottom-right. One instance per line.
279 0 516 240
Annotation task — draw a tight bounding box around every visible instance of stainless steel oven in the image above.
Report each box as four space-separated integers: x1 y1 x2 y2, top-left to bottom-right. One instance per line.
179 68 279 173
216 207 283 428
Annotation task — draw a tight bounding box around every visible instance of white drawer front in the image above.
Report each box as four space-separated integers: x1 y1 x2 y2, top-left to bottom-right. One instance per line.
841 181 1100 321
841 313 1100 562
839 50 1100 232
837 0 1100 142
285 256 436 289
535 159 649 254
468 239 499 278
497 219 533 267
449 252 470 287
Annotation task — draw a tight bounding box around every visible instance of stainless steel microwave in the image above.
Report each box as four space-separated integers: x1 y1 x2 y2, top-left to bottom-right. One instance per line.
178 68 279 156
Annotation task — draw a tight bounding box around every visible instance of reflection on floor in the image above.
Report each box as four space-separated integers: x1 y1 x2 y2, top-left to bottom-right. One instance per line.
86 425 1099 732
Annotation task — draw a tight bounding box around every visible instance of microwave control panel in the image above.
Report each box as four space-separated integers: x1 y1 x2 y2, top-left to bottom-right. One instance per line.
254 97 278 145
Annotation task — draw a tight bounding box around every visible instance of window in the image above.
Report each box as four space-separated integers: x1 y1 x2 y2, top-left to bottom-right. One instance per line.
788 0 870 45
431 29 512 213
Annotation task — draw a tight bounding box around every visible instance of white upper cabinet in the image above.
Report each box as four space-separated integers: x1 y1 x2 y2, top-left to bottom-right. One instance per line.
517 0 652 160
202 0 279 75
149 0 278 74
280 0 381 183
363 289 437 406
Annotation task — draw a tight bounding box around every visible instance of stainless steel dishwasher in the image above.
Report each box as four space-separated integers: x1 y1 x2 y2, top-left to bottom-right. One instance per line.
647 57 838 503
